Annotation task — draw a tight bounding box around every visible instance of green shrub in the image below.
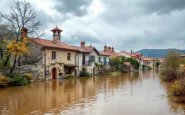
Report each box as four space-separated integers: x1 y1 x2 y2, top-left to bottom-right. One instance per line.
94 62 101 67
125 58 140 69
11 76 28 86
4 73 28 86
0 73 12 88
0 58 10 67
64 75 78 79
23 73 33 83
4 72 21 78
80 70 90 77
109 71 121 76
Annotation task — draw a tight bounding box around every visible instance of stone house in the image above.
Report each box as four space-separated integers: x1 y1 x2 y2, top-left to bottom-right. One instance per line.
16 26 110 80
124 62 134 71
101 45 122 58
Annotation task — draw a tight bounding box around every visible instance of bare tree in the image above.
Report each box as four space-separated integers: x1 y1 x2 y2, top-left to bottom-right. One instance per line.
1 0 41 73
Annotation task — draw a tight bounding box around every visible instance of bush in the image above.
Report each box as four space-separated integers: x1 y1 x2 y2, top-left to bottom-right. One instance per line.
23 73 33 83
4 72 28 86
11 76 28 86
163 50 181 71
64 75 78 79
170 79 185 96
109 71 121 76
80 70 90 77
160 67 177 81
0 73 11 88
4 72 21 78
0 58 10 67
125 57 140 70
110 57 121 70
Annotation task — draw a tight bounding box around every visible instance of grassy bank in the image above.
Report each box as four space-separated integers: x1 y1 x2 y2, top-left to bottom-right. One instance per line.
0 72 33 88
108 71 121 76
160 50 185 103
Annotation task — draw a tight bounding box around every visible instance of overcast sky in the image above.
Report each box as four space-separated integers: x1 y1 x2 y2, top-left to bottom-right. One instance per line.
1 0 185 52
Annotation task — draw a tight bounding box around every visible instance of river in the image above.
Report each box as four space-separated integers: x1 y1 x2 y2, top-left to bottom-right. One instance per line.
0 70 185 115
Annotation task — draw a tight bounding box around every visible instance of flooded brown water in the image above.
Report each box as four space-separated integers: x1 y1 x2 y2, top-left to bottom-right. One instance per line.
0 70 185 115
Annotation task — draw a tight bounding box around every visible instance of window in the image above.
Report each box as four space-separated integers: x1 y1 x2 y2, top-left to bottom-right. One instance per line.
89 55 95 62
52 51 56 59
67 53 71 60
99 57 101 62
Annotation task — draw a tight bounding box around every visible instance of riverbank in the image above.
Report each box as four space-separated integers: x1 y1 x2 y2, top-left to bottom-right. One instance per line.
0 73 33 88
0 71 183 115
159 50 185 103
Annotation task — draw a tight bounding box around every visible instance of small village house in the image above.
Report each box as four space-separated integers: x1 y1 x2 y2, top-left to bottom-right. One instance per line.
12 26 110 80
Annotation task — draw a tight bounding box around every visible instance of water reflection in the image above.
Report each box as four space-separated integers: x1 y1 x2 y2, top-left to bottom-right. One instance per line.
0 71 184 114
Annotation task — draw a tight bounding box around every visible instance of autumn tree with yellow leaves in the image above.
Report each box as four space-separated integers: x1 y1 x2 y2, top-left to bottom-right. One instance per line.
1 0 41 73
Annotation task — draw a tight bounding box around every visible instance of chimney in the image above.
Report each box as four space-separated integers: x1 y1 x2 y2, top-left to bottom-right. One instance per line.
51 26 63 45
21 27 28 38
104 45 107 52
108 46 111 52
80 41 85 48
112 47 114 52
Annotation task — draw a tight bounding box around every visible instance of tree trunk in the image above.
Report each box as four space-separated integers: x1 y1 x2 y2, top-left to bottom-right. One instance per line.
4 53 11 66
10 55 17 73
18 56 21 66
0 48 3 60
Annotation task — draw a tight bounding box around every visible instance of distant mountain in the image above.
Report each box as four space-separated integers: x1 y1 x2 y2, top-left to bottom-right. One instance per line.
136 49 185 58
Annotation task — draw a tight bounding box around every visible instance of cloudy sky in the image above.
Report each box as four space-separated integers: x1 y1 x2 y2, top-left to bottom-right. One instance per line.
0 0 185 52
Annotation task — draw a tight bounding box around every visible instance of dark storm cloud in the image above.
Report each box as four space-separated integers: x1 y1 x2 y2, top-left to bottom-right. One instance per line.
137 0 185 14
62 33 101 45
53 0 93 16
1 0 185 50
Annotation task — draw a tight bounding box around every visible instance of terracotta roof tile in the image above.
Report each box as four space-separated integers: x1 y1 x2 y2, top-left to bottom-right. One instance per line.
180 54 185 57
51 26 63 32
29 37 88 53
84 46 93 51
99 51 111 56
158 58 164 63
124 62 131 66
142 57 151 61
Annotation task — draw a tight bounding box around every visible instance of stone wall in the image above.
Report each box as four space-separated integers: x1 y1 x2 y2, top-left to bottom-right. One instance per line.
0 64 44 80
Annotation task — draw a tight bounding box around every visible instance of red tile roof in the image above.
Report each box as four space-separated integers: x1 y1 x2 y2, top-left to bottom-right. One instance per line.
51 26 63 32
180 54 185 57
142 57 151 61
122 52 141 58
99 51 111 56
124 62 131 66
102 50 121 57
84 46 93 51
29 37 88 53
158 58 164 63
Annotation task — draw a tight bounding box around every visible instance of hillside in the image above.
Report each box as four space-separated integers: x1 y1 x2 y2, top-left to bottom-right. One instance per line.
136 49 185 58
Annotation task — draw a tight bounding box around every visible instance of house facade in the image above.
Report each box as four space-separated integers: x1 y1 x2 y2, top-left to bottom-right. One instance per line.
78 42 110 75
18 26 110 80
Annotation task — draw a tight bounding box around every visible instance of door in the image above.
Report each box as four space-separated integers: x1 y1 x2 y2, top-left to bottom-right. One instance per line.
104 57 106 65
52 68 56 79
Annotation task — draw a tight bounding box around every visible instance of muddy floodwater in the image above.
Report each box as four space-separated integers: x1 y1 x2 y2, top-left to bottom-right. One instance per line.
1 70 185 115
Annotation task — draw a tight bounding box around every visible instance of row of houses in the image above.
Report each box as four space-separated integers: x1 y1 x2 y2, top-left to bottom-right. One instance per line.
17 26 163 80
120 51 164 70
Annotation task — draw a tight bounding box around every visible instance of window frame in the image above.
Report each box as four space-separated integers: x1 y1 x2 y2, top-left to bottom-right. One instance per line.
67 53 71 61
52 51 56 59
